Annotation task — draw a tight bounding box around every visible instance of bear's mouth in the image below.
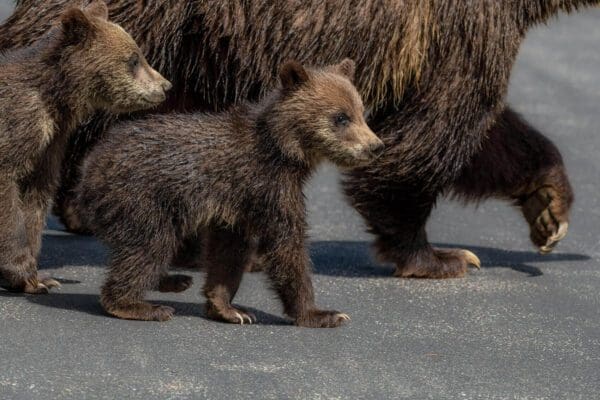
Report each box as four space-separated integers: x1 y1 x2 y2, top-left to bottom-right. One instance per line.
329 149 378 169
107 96 163 114
140 94 166 106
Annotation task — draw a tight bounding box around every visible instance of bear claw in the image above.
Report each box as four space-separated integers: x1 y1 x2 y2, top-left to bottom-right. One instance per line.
539 222 568 254
395 248 481 279
295 309 350 328
23 276 61 294
233 311 256 325
521 184 571 255
460 250 481 269
338 313 351 321
206 303 256 325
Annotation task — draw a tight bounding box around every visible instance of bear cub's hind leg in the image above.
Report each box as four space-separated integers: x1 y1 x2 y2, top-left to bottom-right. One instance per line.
101 245 175 322
202 227 256 325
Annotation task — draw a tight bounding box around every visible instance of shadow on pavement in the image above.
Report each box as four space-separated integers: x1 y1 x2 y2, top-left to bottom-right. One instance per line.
39 230 107 269
0 291 291 325
37 222 590 279
310 241 590 278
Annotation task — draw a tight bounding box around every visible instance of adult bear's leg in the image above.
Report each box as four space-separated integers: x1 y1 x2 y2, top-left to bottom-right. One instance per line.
345 170 480 279
452 106 573 253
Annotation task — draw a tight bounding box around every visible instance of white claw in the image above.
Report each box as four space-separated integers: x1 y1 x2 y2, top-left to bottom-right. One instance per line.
338 313 351 321
461 250 481 269
234 312 244 325
553 222 569 242
539 247 552 254
540 222 569 254
44 279 61 289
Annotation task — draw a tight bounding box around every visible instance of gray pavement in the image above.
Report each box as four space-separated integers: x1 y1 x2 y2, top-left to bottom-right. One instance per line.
1 3 600 399
0 3 9 22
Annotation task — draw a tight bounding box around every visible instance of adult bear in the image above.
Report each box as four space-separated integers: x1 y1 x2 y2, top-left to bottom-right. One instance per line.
0 1 591 278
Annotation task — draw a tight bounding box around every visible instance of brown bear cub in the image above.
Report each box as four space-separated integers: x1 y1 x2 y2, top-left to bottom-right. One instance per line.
0 1 171 294
75 59 383 327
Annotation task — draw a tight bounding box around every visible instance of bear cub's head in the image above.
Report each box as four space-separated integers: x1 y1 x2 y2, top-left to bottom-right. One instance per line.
55 0 171 113
274 59 384 168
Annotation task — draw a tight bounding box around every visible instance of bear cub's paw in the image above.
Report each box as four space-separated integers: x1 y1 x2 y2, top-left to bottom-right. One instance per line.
105 302 175 322
23 276 61 294
206 303 256 325
295 309 351 328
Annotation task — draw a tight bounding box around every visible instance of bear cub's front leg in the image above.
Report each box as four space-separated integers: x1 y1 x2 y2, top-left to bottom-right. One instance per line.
0 180 59 293
260 227 350 328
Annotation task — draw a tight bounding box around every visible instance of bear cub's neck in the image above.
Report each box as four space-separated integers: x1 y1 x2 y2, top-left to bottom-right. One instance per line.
237 92 322 179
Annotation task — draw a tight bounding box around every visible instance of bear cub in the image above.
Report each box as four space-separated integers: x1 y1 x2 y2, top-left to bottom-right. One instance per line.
76 59 384 327
0 0 171 294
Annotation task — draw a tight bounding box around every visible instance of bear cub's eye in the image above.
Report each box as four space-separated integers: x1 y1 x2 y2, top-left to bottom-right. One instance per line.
333 112 351 127
128 53 140 73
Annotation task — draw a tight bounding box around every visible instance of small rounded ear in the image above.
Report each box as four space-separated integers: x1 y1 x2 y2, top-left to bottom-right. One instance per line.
337 58 356 82
60 8 94 45
85 0 109 21
280 61 309 91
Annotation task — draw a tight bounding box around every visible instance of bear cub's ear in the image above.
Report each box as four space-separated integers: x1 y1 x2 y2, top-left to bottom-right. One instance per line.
85 0 109 21
336 58 356 82
280 60 310 91
60 8 95 45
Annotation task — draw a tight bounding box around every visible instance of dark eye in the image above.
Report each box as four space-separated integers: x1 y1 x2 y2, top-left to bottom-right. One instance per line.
333 113 351 127
128 54 140 73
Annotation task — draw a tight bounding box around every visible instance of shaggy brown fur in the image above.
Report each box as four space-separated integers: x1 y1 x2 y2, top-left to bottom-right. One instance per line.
75 60 382 326
0 0 170 293
452 109 574 254
1 0 594 278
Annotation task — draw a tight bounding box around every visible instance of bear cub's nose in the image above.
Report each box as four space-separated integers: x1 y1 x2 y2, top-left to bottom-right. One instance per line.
148 90 167 103
162 80 173 92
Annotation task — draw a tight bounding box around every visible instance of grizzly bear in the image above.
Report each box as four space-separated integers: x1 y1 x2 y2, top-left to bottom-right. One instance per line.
0 0 171 293
74 59 382 326
1 1 592 278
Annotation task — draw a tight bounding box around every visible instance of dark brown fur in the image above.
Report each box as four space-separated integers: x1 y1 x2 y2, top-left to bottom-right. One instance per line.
75 60 382 326
0 0 170 293
1 0 593 278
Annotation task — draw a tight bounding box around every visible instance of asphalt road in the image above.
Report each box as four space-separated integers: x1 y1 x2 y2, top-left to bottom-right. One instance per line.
1 4 600 400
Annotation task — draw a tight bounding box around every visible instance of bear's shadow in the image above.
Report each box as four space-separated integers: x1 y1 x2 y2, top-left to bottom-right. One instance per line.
40 231 590 283
0 291 291 326
7 217 590 320
39 216 589 279
309 241 590 278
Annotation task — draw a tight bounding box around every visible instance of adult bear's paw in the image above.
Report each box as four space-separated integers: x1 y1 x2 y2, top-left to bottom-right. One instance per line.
520 183 571 254
394 248 480 279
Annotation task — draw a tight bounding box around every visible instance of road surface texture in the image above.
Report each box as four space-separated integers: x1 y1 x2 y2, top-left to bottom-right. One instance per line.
1 4 599 400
